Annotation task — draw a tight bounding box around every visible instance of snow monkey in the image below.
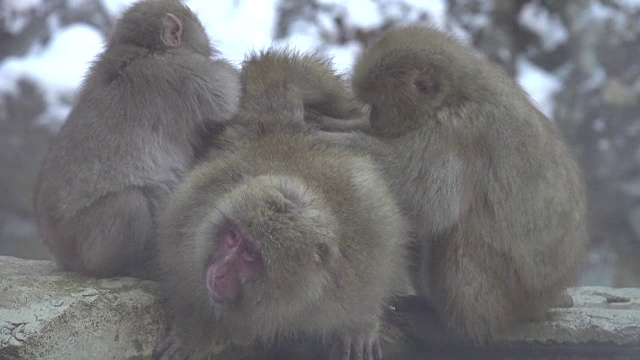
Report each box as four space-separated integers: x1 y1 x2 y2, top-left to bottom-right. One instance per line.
34 0 241 277
153 49 413 360
317 25 588 343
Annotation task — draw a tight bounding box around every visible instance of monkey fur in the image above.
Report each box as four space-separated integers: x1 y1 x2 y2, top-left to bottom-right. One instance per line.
34 0 241 277
153 49 412 360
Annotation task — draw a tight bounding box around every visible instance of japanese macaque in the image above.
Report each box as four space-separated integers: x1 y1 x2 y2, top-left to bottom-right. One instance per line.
319 26 588 343
33 0 241 278
153 50 412 360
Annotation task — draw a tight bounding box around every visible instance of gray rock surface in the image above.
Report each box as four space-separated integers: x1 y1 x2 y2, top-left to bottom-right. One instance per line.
506 287 640 345
1 256 639 360
0 256 165 360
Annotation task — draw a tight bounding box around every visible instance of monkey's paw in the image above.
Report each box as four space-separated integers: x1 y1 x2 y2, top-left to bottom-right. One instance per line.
339 333 383 360
152 330 186 360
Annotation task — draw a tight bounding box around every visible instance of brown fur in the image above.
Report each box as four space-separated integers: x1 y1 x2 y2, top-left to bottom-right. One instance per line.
323 26 588 343
153 50 411 360
33 0 241 278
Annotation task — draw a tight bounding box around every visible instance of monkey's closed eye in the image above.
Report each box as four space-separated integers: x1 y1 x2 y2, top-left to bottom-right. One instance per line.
413 67 439 96
224 227 240 248
242 246 260 263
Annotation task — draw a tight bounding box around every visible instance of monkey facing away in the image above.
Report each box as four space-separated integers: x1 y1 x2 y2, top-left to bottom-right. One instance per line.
320 26 588 343
33 0 241 278
153 50 412 360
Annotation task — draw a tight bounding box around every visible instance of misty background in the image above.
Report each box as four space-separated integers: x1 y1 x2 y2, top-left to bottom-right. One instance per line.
1 0 639 287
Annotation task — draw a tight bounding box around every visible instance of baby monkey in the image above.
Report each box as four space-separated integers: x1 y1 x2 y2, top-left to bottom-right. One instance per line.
34 0 240 277
153 50 411 360
320 26 588 343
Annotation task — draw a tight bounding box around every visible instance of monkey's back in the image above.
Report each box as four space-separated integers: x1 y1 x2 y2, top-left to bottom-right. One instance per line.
38 51 235 206
34 42 240 274
352 25 588 341
355 24 587 278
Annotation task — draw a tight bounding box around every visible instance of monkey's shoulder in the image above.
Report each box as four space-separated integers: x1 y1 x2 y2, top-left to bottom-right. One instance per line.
84 45 225 90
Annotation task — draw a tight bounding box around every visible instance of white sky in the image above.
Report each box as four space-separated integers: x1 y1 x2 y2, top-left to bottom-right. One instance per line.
0 0 591 123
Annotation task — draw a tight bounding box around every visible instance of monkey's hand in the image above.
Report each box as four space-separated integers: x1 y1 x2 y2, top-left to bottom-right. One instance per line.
152 329 186 360
339 331 383 360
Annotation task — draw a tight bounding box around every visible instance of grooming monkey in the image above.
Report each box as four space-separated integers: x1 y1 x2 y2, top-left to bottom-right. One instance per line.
318 26 588 343
153 50 411 360
34 0 241 277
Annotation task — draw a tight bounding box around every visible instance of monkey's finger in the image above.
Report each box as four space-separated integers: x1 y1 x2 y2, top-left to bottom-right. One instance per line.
152 332 184 360
352 341 364 360
372 339 383 360
341 339 352 360
151 341 169 359
156 343 183 360
363 341 374 359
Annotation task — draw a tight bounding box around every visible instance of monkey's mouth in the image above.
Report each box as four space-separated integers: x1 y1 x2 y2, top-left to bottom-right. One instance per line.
208 287 227 305
206 263 240 305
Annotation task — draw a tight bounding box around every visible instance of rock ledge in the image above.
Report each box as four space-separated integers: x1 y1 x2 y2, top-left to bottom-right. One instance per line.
1 256 639 359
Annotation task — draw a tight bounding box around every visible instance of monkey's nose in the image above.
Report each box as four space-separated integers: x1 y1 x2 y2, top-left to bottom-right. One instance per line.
206 264 240 304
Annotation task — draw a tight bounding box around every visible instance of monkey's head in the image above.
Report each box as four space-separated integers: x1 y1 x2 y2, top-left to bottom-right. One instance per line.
110 0 213 57
198 175 339 335
353 26 496 138
240 49 365 125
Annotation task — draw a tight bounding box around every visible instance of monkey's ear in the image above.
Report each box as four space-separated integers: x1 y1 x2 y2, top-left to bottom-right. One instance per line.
161 13 183 48
413 68 440 97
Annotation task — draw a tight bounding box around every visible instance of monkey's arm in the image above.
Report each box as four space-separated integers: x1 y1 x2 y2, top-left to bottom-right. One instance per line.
413 142 467 234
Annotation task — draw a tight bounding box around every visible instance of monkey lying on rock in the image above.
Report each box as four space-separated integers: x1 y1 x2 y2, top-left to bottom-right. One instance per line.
153 49 413 360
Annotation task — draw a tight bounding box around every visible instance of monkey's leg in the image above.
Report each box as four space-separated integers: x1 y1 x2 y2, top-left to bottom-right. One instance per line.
72 187 154 277
428 231 515 344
